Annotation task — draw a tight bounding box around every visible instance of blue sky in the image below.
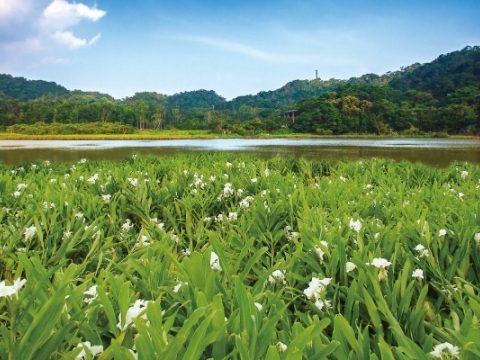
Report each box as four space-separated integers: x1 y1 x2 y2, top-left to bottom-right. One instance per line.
1 0 479 100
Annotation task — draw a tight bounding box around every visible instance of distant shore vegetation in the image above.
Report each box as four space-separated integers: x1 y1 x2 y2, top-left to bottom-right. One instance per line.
1 46 479 137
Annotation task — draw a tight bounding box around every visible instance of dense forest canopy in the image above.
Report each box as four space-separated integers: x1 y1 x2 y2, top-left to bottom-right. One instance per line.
1 46 479 135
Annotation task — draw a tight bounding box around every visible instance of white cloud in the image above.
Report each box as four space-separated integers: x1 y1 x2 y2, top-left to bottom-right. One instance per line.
42 0 106 30
53 31 87 49
0 0 105 68
0 0 31 19
174 35 319 64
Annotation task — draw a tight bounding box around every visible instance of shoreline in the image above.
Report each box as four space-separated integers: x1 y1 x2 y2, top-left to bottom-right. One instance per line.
0 132 476 141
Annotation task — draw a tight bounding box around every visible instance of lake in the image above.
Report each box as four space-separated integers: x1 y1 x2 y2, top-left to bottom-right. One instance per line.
1 138 480 167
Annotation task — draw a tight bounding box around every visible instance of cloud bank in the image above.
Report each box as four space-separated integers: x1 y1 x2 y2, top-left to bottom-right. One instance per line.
0 0 106 67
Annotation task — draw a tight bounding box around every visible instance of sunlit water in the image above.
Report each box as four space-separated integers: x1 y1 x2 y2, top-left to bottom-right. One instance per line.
1 138 480 167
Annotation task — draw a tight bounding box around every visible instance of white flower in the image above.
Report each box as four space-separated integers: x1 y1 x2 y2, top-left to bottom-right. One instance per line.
236 188 244 197
75 212 84 220
102 194 111 203
75 341 104 360
264 168 270 177
367 258 392 269
475 233 480 243
63 230 73 239
429 342 460 359
269 270 286 285
169 233 179 243
276 342 287 353
24 225 37 241
239 196 254 208
13 191 21 198
78 158 87 164
251 178 257 183
340 176 347 182
461 170 468 179
17 183 28 190
349 219 362 232
228 212 238 222
83 285 98 304
439 229 447 237
87 174 99 184
226 162 232 168
117 299 151 330
303 277 331 300
181 248 191 257
222 183 234 197
412 268 424 280
314 241 329 263
287 231 300 241
254 302 263 311
173 282 187 293
0 278 27 298
136 235 151 247
367 258 392 281
414 244 429 258
346 262 357 272
127 178 138 187
314 298 332 311
210 251 222 271
122 219 133 231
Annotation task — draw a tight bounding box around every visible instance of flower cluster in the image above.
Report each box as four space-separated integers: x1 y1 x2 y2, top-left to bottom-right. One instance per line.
414 244 429 258
303 276 332 311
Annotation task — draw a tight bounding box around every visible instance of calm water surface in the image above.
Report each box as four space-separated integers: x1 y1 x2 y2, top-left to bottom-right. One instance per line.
1 138 480 167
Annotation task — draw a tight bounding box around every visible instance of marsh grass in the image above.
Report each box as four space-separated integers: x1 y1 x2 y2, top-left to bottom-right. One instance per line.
0 154 479 359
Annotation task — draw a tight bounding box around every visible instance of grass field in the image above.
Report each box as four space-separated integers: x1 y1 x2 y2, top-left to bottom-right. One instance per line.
0 129 474 140
1 154 479 359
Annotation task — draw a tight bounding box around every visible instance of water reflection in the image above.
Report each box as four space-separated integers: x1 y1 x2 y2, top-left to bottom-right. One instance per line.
1 138 479 167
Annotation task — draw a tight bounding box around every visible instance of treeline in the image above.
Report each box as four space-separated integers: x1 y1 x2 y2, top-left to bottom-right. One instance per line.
0 46 479 135
4 122 135 135
293 82 480 135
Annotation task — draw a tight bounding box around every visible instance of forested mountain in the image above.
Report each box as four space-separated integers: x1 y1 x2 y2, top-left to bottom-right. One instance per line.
294 46 480 135
0 74 69 100
389 45 480 99
224 79 342 110
1 45 479 135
